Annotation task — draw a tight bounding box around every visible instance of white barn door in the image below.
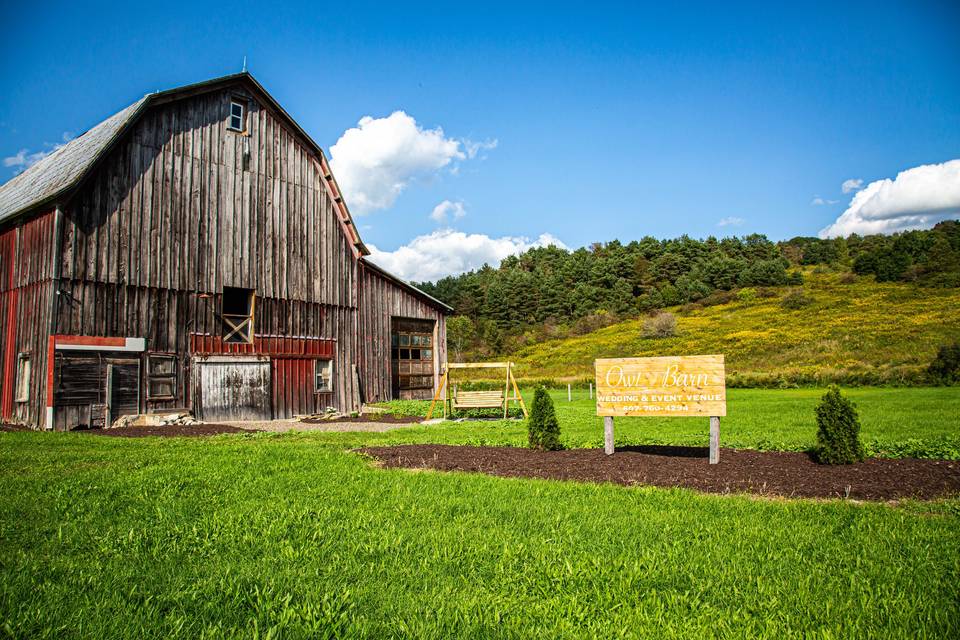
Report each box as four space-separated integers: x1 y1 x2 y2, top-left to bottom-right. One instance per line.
196 357 271 422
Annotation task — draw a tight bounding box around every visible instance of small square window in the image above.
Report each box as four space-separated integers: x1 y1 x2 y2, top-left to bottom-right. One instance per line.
229 100 245 132
315 359 333 393
15 354 31 402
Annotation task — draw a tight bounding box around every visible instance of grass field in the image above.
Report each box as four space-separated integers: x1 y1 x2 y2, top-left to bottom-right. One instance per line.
508 272 960 384
2 386 959 637
1 425 959 638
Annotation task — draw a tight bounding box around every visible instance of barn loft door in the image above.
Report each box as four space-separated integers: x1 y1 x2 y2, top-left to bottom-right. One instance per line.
196 357 271 422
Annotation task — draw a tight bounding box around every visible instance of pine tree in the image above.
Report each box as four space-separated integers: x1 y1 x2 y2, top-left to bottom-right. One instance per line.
815 386 865 464
528 387 562 451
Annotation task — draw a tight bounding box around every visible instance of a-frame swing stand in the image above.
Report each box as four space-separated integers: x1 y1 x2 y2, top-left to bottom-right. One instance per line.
426 362 528 420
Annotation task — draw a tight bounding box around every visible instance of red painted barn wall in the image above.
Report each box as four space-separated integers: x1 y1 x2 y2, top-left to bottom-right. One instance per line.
0 210 56 427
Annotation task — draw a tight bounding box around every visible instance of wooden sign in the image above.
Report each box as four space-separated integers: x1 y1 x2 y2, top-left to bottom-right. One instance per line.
595 355 726 417
594 355 726 463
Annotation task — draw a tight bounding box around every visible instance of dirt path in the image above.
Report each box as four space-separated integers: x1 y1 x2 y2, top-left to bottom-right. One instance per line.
228 419 422 433
360 444 960 501
77 418 424 437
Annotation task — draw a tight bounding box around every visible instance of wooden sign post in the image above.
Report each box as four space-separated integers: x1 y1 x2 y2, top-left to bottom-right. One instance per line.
594 355 727 463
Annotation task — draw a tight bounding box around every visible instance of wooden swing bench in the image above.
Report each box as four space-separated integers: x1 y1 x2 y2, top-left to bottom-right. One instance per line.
427 362 528 420
452 389 506 410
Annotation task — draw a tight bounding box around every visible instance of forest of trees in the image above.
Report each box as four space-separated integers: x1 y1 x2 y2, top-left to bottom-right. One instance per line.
415 221 960 358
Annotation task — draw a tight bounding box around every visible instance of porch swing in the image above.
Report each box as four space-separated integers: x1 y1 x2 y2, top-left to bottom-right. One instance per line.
426 362 528 420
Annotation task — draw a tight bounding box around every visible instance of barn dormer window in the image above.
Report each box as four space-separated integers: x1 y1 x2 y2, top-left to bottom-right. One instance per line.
228 100 245 132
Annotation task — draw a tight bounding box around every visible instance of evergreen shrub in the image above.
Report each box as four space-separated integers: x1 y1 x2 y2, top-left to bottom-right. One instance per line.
928 342 960 384
815 386 865 464
528 387 562 450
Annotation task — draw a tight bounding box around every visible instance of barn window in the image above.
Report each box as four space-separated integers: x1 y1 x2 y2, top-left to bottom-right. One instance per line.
222 287 255 343
147 354 177 400
392 329 434 391
228 100 246 132
15 353 31 402
315 359 333 393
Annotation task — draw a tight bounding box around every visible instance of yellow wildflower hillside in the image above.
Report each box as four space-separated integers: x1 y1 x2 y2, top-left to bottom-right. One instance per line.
511 272 960 384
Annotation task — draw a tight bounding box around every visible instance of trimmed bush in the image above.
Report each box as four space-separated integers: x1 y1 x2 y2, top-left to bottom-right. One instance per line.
815 386 865 464
927 342 960 384
528 387 561 450
642 312 677 338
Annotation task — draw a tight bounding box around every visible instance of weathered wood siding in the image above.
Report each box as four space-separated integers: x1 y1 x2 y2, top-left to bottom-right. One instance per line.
58 86 357 304
52 83 362 421
358 263 447 403
195 358 271 422
0 210 56 427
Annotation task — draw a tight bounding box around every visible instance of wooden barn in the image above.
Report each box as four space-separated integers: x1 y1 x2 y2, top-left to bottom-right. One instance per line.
0 72 450 430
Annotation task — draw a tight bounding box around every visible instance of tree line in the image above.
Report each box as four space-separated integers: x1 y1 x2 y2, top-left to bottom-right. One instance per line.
414 221 960 358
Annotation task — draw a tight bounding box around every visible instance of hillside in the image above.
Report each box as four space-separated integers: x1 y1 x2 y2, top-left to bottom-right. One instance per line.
422 223 960 367
508 271 960 385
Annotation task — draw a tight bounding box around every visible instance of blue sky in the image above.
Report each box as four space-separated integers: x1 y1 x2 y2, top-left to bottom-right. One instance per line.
2 1 958 280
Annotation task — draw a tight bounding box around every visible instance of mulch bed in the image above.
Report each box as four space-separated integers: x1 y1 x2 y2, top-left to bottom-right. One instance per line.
82 424 257 438
360 444 960 501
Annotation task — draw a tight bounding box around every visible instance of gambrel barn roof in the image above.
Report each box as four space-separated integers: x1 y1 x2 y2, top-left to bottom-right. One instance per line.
0 97 147 225
0 72 451 312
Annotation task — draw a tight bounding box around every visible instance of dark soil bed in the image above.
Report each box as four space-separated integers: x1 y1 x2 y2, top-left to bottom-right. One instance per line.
360 444 960 501
82 424 256 438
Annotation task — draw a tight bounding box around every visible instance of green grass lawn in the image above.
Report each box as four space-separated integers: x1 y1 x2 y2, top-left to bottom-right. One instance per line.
1 386 959 638
1 431 959 639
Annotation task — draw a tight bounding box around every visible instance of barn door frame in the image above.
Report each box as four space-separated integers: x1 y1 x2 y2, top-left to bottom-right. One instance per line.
46 335 146 429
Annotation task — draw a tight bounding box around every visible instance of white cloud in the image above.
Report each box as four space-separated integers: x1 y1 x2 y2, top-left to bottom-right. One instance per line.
841 178 863 194
810 197 838 206
819 159 960 238
329 111 493 215
717 216 745 227
3 132 73 174
429 199 467 223
367 229 568 281
463 139 498 159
